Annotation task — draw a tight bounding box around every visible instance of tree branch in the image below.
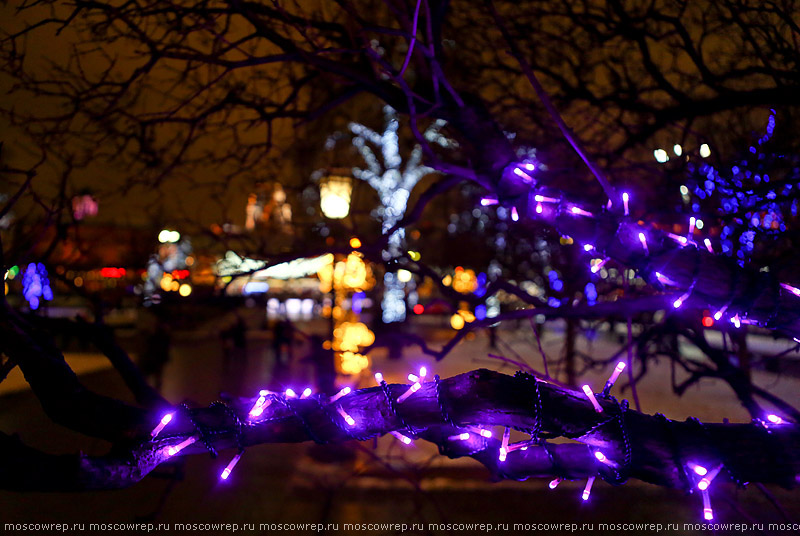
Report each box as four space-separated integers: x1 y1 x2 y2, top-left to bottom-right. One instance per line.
2 369 797 491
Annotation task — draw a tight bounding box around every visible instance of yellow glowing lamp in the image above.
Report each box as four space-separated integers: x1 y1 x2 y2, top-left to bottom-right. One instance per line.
319 175 353 219
458 309 476 323
160 274 173 292
397 269 412 283
452 268 477 293
450 313 466 330
316 254 335 292
340 351 370 375
336 321 375 352
343 253 369 289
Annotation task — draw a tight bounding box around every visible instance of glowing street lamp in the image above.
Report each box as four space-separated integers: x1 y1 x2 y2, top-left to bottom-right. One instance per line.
319 173 353 219
158 229 181 243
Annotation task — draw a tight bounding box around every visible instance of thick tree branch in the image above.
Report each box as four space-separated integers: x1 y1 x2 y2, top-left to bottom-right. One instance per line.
0 305 150 442
2 369 797 491
75 318 168 409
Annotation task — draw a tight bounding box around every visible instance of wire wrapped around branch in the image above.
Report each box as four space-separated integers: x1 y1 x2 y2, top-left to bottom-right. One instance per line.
2 369 798 492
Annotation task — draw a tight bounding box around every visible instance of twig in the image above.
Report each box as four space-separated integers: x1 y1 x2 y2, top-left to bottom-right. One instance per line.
398 0 423 77
484 0 617 202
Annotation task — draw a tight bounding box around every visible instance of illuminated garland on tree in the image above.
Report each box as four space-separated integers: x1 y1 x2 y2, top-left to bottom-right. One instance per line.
480 156 800 341
2 364 797 524
337 106 451 323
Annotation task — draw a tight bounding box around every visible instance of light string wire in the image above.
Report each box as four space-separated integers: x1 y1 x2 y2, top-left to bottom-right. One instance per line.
379 378 417 438
655 412 696 493
513 371 543 442
277 395 326 444
179 403 218 458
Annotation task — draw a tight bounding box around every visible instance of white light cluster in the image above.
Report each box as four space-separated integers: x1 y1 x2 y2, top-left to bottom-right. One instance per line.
345 107 451 323
158 229 181 243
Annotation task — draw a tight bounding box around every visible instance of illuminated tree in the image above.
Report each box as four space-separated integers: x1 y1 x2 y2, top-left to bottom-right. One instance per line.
337 105 449 322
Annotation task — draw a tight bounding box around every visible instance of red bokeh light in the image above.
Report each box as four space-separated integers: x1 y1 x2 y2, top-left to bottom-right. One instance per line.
172 269 190 280
100 267 126 278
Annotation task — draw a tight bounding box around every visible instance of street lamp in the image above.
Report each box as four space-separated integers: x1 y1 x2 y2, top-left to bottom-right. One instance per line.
319 171 353 219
